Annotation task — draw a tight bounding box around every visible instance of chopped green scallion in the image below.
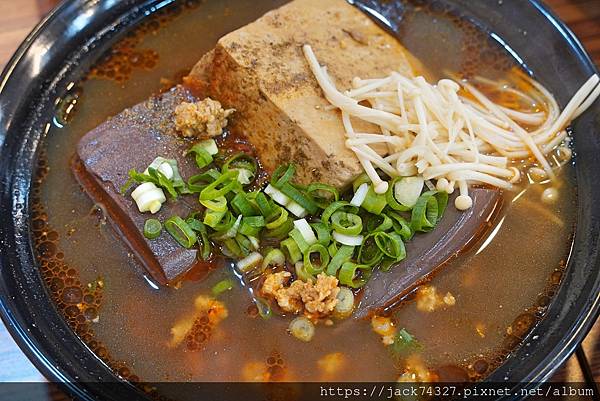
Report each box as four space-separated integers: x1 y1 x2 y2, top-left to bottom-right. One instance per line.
212 278 234 296
164 216 197 248
143 219 162 239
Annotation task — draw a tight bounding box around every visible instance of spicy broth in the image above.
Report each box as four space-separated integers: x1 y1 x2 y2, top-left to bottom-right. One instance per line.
32 0 576 387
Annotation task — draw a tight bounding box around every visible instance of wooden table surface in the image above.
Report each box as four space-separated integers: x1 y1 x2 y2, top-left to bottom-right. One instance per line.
0 0 598 396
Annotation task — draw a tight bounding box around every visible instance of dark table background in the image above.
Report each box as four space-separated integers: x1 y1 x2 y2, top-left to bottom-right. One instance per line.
0 0 598 398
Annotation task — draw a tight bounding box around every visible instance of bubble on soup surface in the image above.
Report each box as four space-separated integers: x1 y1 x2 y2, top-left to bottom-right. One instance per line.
61 286 83 304
472 359 489 375
37 241 57 258
185 312 212 351
510 313 537 339
242 351 287 382
267 351 286 381
64 305 80 319
84 306 99 322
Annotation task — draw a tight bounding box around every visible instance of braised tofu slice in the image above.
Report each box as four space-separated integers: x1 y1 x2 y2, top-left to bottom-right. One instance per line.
73 86 202 285
186 0 425 188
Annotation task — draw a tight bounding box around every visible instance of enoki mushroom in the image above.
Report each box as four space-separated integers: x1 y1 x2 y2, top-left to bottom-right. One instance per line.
302 44 600 210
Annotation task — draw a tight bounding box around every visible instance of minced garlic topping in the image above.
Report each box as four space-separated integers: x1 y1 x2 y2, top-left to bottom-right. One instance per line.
415 285 456 313
371 315 397 346
397 354 435 383
174 97 235 139
261 271 340 316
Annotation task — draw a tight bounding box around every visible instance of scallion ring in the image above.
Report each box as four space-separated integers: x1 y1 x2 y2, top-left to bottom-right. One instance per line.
203 209 226 228
143 218 162 239
326 244 354 275
222 238 245 259
211 211 237 236
331 211 363 236
295 261 314 283
321 201 358 225
352 173 371 192
332 231 364 247
146 157 186 192
386 177 408 211
289 228 311 253
165 216 197 248
187 169 221 193
387 211 413 241
186 217 212 260
281 238 302 263
262 248 286 270
303 243 330 275
128 168 178 199
186 139 218 169
339 262 372 288
358 234 384 266
199 170 240 201
235 234 254 256
265 206 288 229
186 140 218 169
307 182 339 208
410 191 448 232
374 231 406 261
223 153 258 185
191 147 213 169
200 195 228 212
254 192 273 217
334 287 355 318
236 251 263 273
380 258 396 272
361 185 387 215
365 213 393 233
350 183 369 207
238 216 265 237
310 222 331 246
231 192 259 216
263 216 294 240
328 241 339 258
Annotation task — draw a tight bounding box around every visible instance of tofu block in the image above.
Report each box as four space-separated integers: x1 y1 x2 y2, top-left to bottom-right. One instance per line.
73 86 203 285
185 0 424 187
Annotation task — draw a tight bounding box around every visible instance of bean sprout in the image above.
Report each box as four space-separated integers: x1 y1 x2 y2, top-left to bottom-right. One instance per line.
302 44 600 209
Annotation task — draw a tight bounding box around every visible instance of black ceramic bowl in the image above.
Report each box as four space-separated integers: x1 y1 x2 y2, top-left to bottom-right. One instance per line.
0 1 599 400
